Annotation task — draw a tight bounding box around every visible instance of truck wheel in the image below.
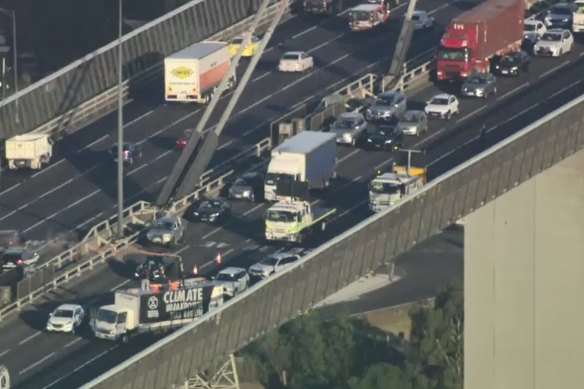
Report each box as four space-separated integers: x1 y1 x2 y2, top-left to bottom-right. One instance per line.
297 233 304 245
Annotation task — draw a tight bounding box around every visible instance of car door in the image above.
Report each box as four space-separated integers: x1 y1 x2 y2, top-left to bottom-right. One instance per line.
449 96 458 111
74 307 82 326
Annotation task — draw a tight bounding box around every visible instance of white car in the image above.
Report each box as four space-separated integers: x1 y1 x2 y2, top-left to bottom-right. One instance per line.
330 112 368 146
248 252 300 280
424 94 460 120
411 10 435 30
46 304 85 334
213 267 250 297
523 19 546 43
534 29 573 57
278 51 314 72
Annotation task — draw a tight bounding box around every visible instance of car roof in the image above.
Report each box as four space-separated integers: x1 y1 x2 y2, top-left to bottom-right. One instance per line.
241 171 261 179
218 267 246 275
157 215 177 222
338 112 362 119
268 252 298 260
412 10 426 16
379 91 402 98
283 51 304 56
547 29 566 34
403 110 424 115
3 247 26 254
432 93 453 99
524 19 539 25
56 304 82 311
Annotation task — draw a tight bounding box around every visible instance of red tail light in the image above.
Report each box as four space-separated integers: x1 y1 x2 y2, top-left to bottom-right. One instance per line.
16 259 23 265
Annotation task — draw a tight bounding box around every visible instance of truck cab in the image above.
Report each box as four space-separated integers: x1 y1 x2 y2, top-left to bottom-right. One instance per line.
369 166 425 212
573 1 584 33
92 305 136 343
348 1 390 32
265 201 324 243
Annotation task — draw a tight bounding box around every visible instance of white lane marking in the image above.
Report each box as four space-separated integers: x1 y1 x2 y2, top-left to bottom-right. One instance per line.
75 211 104 229
242 203 265 217
19 353 55 375
580 51 584 57
0 182 21 196
539 60 569 78
201 248 235 269
110 279 130 292
547 82 579 99
252 71 272 82
40 347 118 389
292 25 317 39
281 53 350 92
202 227 222 240
503 105 537 124
18 331 41 345
63 337 82 348
238 94 274 115
456 105 486 123
174 245 191 255
307 33 345 54
0 349 9 358
496 83 529 101
30 159 65 178
337 148 360 163
338 200 368 218
76 134 110 154
126 110 154 127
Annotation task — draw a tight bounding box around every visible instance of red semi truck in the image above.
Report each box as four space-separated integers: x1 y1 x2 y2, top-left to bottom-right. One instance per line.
436 0 525 81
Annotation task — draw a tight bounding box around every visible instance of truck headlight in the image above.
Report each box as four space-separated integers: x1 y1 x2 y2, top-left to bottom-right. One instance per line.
242 190 250 197
162 234 172 242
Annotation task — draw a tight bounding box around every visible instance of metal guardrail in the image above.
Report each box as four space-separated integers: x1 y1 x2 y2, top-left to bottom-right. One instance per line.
10 2 294 140
83 85 584 389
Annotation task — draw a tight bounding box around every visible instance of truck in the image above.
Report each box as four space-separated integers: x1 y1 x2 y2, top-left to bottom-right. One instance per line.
348 1 391 32
265 200 336 244
164 42 235 104
264 131 337 202
91 282 224 343
436 0 524 81
368 165 425 212
5 134 53 170
0 365 8 389
302 0 343 15
573 1 584 33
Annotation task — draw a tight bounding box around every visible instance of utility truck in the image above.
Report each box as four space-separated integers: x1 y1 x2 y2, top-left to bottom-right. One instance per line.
265 131 337 201
5 134 53 170
91 282 223 343
265 200 336 244
573 1 584 33
164 42 235 104
436 0 524 81
369 165 425 212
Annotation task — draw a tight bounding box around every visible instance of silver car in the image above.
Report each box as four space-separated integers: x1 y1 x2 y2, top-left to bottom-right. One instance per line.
461 73 497 98
397 110 428 137
366 91 407 122
146 215 185 247
330 112 368 146
248 252 300 280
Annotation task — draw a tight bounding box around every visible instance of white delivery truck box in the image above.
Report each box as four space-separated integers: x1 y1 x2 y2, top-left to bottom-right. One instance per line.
5 134 53 170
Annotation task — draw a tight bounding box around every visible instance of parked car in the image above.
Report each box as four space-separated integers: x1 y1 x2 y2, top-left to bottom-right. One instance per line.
534 29 573 57
145 215 185 246
365 91 407 122
425 94 459 120
46 304 86 334
360 124 403 151
213 267 250 297
110 142 142 165
329 112 368 146
278 51 314 72
460 73 497 98
1 248 39 270
397 110 428 137
248 252 301 280
494 51 530 77
411 10 435 30
192 198 231 224
176 129 195 150
228 35 260 57
228 172 264 202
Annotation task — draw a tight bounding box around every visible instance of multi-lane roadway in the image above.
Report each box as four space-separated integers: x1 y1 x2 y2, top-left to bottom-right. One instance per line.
2 0 584 386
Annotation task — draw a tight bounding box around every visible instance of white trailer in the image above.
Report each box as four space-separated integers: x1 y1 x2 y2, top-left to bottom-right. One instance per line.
5 134 53 170
164 42 235 104
264 131 337 201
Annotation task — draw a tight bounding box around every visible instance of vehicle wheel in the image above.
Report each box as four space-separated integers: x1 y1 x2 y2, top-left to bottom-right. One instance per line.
71 326 76 336
250 192 255 202
121 334 129 344
351 138 356 147
558 48 563 56
203 94 210 104
446 111 452 120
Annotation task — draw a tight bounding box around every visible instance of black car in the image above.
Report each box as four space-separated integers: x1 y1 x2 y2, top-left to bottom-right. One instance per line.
360 124 403 151
494 51 530 77
1 248 40 270
134 256 165 282
228 172 265 202
110 142 142 165
193 198 231 223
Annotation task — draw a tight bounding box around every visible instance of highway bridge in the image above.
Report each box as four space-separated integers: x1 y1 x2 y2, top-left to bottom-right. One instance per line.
0 0 582 387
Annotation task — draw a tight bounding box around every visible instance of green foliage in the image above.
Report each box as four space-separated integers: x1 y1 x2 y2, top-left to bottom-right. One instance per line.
348 363 412 389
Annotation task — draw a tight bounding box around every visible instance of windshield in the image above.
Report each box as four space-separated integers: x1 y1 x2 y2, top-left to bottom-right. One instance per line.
466 76 486 85
260 256 279 266
524 23 536 32
436 47 470 61
429 97 449 105
216 273 236 281
54 309 74 318
265 172 289 186
96 309 117 324
266 210 296 222
577 5 584 14
332 119 355 129
233 178 250 187
231 38 243 44
550 6 570 15
201 200 221 208
412 15 420 21
282 53 299 61
501 55 519 65
154 220 173 230
401 113 418 123
373 97 394 107
350 10 370 22
367 126 394 136
2 252 22 262
541 33 561 41
370 181 400 194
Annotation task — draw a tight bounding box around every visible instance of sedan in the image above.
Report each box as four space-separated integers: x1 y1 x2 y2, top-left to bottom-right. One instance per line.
110 142 142 165
248 252 300 280
329 112 368 146
193 198 231 224
228 35 260 57
411 10 435 30
494 51 530 77
524 19 546 43
534 29 573 57
366 91 407 122
543 3 575 29
425 94 459 120
228 171 264 202
278 51 314 72
360 124 403 151
1 248 39 270
176 128 194 150
460 73 497 98
398 110 428 137
46 304 85 334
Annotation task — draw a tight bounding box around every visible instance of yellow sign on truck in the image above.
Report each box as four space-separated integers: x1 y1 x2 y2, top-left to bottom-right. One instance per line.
5 134 53 170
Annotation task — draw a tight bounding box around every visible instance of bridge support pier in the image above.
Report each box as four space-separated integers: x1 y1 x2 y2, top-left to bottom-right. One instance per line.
464 148 584 389
177 354 240 389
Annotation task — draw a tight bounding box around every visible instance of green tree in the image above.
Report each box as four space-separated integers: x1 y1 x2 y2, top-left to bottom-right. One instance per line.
348 363 412 389
406 284 464 389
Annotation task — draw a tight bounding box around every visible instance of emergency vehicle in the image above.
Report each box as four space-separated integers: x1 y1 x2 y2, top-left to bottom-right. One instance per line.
348 0 391 32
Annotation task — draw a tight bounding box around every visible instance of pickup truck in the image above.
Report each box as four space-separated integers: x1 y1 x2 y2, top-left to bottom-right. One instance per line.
265 200 336 244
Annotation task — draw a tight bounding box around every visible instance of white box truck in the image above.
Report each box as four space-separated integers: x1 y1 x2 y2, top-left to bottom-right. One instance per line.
264 131 337 201
164 41 235 104
5 134 53 170
573 1 584 33
91 282 224 343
